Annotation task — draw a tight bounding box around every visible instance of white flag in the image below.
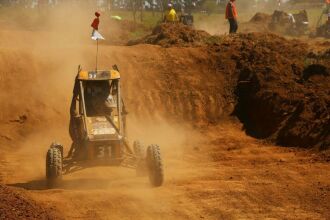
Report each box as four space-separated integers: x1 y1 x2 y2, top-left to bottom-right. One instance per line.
91 30 105 40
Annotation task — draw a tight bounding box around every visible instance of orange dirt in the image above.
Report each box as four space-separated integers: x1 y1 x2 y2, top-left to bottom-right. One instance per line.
0 6 329 220
129 24 330 149
0 184 61 220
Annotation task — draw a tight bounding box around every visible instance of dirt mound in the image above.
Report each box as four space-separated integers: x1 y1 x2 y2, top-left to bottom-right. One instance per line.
128 30 330 149
241 12 272 33
249 13 272 23
207 33 329 149
0 185 59 219
129 23 211 47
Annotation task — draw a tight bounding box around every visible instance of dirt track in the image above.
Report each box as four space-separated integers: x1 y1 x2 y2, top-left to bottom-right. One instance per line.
1 120 329 219
0 7 330 220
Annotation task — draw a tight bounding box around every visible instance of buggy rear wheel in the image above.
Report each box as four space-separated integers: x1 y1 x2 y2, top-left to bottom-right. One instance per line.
146 145 164 187
46 146 63 187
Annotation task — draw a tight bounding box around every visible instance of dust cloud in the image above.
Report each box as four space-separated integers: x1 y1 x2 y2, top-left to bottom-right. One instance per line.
0 4 200 188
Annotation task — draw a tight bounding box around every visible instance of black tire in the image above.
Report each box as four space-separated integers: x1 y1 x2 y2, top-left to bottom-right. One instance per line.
46 147 62 186
134 141 147 176
146 145 164 187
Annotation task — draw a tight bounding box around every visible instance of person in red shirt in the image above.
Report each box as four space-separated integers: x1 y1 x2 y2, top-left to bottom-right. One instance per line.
91 12 100 31
225 0 238 34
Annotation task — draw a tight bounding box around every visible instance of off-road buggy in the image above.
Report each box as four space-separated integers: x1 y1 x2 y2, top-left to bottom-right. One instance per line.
269 10 309 36
46 66 164 187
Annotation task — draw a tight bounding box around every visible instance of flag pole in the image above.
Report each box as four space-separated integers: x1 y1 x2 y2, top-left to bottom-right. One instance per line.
95 38 98 72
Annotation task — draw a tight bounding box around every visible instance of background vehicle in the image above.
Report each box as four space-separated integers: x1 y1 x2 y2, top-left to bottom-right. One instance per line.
269 10 309 36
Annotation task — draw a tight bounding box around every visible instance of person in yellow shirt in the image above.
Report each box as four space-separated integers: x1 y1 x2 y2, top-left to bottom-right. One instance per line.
164 4 179 22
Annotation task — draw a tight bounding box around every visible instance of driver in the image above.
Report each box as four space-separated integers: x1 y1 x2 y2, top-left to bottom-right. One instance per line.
105 89 117 110
90 86 107 115
90 82 117 116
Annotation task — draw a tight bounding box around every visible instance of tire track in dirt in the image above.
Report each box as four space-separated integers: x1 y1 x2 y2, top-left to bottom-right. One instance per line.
2 121 329 220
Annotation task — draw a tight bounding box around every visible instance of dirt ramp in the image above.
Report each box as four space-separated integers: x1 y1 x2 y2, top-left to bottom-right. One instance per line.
104 45 232 125
0 48 68 148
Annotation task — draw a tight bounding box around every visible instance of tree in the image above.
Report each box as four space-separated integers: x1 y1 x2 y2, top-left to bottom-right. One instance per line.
130 0 138 22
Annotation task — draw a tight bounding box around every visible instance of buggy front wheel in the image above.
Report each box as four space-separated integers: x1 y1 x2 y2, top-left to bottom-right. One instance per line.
146 145 164 187
46 146 63 187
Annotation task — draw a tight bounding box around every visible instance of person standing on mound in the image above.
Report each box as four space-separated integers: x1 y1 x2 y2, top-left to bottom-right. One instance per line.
226 0 238 34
